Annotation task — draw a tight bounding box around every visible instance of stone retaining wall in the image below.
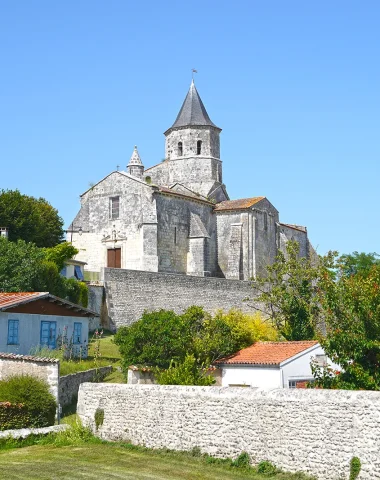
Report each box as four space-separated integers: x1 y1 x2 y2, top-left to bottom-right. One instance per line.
59 366 112 408
104 268 260 328
77 383 380 480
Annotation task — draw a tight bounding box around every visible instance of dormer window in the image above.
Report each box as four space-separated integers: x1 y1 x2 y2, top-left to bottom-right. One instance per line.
178 142 183 156
197 140 202 155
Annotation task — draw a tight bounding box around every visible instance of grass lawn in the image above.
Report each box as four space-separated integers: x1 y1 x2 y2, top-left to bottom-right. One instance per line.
0 443 314 480
60 330 125 382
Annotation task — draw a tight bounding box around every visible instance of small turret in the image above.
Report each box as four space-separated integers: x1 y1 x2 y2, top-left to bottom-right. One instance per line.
127 146 144 179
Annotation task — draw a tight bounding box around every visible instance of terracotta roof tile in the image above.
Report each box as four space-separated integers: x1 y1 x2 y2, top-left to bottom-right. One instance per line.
214 197 265 212
215 341 319 366
0 292 47 309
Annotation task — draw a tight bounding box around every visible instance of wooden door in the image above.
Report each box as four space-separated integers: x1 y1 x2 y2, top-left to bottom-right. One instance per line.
107 248 121 268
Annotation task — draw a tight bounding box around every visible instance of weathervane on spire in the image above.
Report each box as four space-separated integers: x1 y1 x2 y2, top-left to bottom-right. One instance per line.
192 68 198 81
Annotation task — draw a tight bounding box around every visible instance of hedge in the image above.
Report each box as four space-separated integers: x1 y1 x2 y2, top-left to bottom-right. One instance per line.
0 402 30 431
0 375 56 428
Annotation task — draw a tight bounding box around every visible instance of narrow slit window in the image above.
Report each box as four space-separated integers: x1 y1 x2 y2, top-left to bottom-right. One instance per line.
178 142 183 156
174 227 177 245
73 322 82 344
197 140 202 155
264 212 268 231
7 320 19 345
110 197 120 220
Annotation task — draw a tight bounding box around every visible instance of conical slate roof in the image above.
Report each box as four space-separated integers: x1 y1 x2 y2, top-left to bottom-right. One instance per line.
170 80 219 130
127 146 144 166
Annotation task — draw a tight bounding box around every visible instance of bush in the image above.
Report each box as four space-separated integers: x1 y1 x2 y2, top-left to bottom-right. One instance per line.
349 456 361 480
0 402 30 431
0 375 56 428
155 354 215 386
257 460 279 475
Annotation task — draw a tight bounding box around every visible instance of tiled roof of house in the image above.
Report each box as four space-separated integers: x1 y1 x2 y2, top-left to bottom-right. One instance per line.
0 292 46 309
0 292 99 316
0 352 59 364
214 197 265 212
215 341 319 366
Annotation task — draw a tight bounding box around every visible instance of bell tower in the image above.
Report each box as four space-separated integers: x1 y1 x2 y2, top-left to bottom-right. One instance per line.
162 81 227 200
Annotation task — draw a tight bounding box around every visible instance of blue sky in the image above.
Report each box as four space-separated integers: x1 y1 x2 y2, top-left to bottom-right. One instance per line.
1 1 379 255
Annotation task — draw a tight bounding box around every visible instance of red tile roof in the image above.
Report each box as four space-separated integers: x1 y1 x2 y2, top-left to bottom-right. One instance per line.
0 292 99 316
214 197 265 211
0 292 47 309
215 341 319 366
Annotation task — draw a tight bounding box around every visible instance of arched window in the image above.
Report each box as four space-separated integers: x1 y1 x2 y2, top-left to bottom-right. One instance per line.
178 142 183 156
197 140 202 155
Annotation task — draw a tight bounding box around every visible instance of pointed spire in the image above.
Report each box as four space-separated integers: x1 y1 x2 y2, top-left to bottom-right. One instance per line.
170 81 219 129
127 146 144 179
128 145 143 166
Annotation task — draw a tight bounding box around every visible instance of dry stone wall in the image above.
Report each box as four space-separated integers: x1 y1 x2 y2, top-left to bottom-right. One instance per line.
104 268 258 327
78 383 380 480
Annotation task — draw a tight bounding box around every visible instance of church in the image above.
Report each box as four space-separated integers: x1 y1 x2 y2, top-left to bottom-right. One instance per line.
69 81 312 281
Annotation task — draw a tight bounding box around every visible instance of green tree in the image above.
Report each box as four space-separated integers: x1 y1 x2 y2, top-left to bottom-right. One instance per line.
0 238 88 306
155 354 215 386
313 262 380 390
114 306 275 381
0 189 64 247
252 241 335 340
337 251 380 278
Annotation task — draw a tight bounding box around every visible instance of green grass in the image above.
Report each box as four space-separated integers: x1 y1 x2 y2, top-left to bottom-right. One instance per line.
59 331 125 380
0 429 314 480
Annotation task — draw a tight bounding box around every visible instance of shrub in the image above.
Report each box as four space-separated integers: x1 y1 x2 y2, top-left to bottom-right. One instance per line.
349 456 361 480
257 460 279 475
0 402 30 431
0 375 56 428
94 408 104 430
155 354 215 386
231 451 250 468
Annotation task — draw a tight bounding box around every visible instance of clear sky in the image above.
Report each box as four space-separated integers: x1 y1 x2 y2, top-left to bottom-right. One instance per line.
1 1 379 255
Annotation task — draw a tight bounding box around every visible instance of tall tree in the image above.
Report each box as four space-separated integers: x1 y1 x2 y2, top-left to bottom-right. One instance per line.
337 251 380 278
0 190 64 247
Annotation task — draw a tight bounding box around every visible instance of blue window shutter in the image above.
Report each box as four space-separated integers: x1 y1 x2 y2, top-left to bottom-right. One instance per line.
73 322 82 344
7 320 19 345
40 321 57 349
60 266 67 277
74 265 84 281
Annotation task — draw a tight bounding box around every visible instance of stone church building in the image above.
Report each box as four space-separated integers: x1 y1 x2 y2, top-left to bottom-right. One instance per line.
70 81 312 281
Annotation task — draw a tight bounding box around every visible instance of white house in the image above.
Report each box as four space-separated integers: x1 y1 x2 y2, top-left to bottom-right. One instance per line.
0 292 98 357
215 341 330 389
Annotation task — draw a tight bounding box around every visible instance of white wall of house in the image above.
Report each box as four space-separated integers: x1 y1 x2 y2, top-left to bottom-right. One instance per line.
281 344 325 388
221 365 282 388
0 312 90 357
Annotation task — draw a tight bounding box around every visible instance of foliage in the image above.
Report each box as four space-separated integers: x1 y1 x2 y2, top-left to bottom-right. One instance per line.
252 241 335 341
338 251 380 278
0 402 30 431
257 460 280 476
315 262 380 390
349 456 361 480
155 354 215 386
94 408 104 430
0 189 64 247
114 306 269 378
0 237 88 306
231 452 250 469
0 375 56 428
44 242 79 271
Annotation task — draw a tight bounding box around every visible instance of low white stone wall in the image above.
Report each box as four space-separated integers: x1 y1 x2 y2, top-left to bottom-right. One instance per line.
77 384 380 480
59 366 112 408
0 424 69 439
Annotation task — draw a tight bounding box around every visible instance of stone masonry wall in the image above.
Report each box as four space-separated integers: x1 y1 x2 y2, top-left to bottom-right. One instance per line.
0 355 59 404
104 268 258 327
59 366 112 408
78 384 380 480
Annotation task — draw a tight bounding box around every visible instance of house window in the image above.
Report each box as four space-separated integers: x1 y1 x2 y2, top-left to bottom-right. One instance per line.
197 140 202 155
315 354 328 367
73 322 82 344
7 320 19 345
110 197 120 220
40 321 57 349
74 265 84 281
289 378 314 389
178 142 183 156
